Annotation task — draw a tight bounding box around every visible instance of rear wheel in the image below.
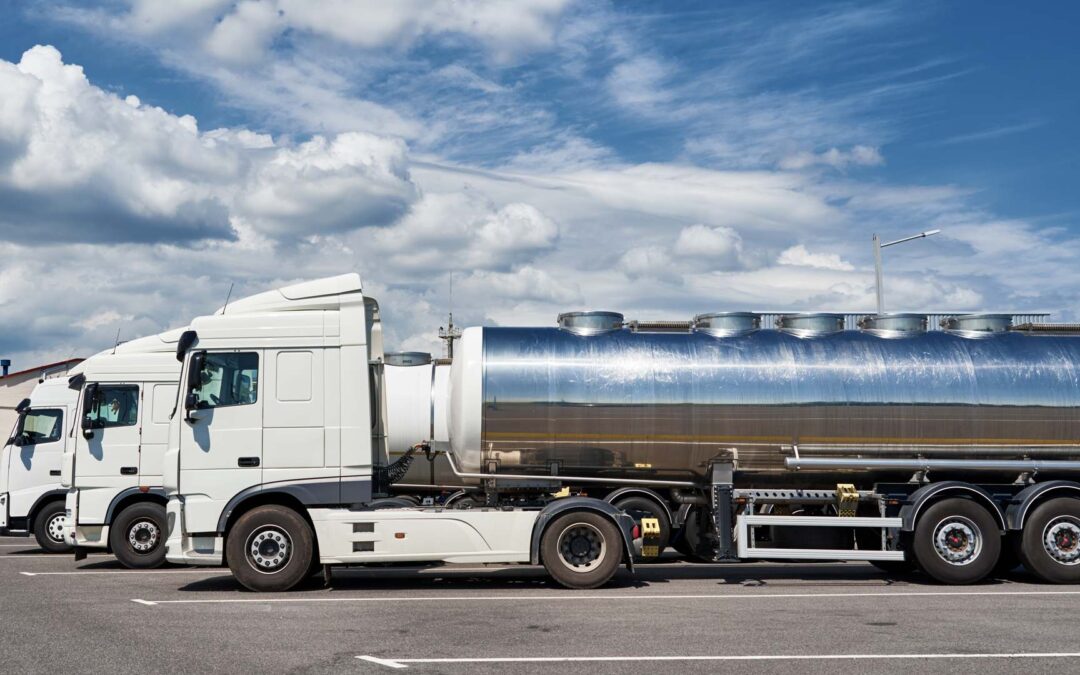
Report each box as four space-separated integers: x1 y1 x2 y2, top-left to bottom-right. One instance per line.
110 502 167 569
911 498 1000 585
33 501 70 553
1018 498 1080 584
227 505 314 592
612 496 670 562
541 511 623 589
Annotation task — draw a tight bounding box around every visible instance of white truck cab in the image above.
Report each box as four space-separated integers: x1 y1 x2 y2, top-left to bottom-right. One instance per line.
63 330 182 568
0 376 79 551
165 274 639 592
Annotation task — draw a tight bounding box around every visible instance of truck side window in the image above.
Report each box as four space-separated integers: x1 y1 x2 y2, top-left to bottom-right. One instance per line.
17 409 63 445
85 385 139 429
195 353 259 409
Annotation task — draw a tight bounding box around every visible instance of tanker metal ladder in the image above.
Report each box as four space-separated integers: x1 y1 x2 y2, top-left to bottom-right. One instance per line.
708 462 905 562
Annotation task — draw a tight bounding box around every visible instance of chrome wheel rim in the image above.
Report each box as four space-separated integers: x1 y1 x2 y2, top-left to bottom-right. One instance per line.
933 516 982 566
46 513 66 543
1042 517 1080 566
247 526 292 573
128 519 160 553
556 523 606 573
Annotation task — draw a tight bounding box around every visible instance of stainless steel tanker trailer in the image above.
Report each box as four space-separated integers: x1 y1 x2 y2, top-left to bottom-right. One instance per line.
406 310 1080 584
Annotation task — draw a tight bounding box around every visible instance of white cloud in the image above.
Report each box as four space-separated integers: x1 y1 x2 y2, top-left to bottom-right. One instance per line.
779 145 884 171
673 224 744 268
776 244 854 271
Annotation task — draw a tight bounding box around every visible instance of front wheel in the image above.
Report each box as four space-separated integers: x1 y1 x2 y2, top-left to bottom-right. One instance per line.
33 501 70 553
911 498 1000 585
1018 498 1080 584
540 511 623 589
227 505 314 592
110 502 167 569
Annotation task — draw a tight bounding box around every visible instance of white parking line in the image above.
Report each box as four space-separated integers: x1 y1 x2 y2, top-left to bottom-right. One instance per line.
356 652 1080 669
0 553 112 560
131 588 1080 606
22 565 221 574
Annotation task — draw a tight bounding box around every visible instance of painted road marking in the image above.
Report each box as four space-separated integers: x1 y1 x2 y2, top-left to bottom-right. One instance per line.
356 652 1080 669
0 553 112 560
23 569 220 577
133 588 1080 606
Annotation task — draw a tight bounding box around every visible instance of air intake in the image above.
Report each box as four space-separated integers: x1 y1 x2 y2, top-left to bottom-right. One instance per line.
385 352 432 367
942 314 1013 335
858 314 928 336
558 311 624 335
694 312 761 337
776 313 845 336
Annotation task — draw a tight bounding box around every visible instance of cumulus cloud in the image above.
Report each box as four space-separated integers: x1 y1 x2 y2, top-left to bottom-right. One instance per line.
0 46 418 243
673 224 744 268
776 244 854 271
779 145 884 171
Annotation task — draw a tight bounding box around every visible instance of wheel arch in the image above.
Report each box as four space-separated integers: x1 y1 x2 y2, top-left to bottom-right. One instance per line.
105 488 167 525
27 490 67 530
900 481 1007 533
1006 481 1080 531
530 497 636 572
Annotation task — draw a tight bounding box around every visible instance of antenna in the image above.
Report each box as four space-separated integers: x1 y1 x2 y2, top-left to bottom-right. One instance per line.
111 327 122 355
221 282 235 315
438 272 462 360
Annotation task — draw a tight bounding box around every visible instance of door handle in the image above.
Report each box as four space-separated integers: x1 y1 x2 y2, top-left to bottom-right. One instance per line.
237 457 260 467
120 467 138 475
50 470 61 477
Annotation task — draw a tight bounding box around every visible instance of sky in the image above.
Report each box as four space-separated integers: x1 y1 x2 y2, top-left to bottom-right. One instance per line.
0 1 1078 367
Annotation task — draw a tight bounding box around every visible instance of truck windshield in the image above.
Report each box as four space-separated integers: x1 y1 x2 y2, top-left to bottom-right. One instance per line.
16 409 63 445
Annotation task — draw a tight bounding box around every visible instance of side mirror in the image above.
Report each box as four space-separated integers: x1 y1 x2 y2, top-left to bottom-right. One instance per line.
183 352 206 421
80 382 99 440
15 398 30 414
177 330 198 362
67 373 85 391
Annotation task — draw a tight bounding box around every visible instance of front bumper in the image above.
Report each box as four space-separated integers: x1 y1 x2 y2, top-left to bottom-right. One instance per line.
165 497 223 566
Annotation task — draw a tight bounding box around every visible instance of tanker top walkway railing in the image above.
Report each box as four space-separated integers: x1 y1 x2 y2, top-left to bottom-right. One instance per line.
754 312 1052 332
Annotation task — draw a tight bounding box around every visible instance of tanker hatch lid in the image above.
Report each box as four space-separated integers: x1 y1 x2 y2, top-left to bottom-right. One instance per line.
385 352 432 366
557 311 624 335
776 313 845 336
941 313 1013 335
694 312 761 336
858 313 928 336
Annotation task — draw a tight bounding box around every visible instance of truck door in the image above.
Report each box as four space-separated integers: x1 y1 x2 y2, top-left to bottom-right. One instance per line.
178 351 263 532
7 407 64 519
75 385 142 487
139 383 177 483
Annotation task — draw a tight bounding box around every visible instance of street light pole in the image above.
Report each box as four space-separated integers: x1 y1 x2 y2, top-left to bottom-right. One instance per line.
873 229 941 316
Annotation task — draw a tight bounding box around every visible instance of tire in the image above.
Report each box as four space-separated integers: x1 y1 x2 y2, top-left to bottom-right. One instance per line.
110 502 167 569
227 505 314 592
673 506 713 562
911 498 1000 585
1018 497 1080 584
612 496 671 562
541 511 623 589
33 501 70 553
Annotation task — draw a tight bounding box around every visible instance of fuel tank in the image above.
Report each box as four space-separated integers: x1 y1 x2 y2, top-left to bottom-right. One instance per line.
447 314 1080 486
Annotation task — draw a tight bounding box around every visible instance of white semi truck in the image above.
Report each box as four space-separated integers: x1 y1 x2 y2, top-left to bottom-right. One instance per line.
164 274 1080 592
62 331 182 568
0 376 78 551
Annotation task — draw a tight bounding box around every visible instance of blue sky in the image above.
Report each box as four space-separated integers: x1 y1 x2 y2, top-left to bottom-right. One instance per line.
0 1 1078 365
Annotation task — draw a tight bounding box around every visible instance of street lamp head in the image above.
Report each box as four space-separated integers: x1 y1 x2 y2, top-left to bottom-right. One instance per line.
923 229 941 237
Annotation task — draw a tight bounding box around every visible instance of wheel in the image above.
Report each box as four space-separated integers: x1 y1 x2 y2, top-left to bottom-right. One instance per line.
911 498 1001 585
227 505 314 592
541 511 623 589
673 506 714 562
110 502 167 569
33 501 70 553
1018 497 1080 584
612 496 671 562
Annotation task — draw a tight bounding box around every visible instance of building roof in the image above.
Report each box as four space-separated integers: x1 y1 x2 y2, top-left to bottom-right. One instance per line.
0 358 84 381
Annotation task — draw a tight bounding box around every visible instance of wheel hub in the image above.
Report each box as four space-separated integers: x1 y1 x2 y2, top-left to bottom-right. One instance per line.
47 514 66 543
933 517 981 566
248 527 291 572
1043 518 1080 565
556 524 606 572
128 520 160 553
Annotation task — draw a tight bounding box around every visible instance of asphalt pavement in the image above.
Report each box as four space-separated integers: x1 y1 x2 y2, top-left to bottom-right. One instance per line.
1 534 1076 674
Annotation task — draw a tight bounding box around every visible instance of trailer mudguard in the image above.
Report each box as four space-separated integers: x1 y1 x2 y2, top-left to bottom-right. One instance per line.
899 481 1007 533
529 497 636 572
1005 480 1080 530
